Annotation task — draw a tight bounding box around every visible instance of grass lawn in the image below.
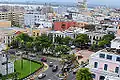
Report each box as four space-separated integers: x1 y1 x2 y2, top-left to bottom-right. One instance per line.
14 59 43 79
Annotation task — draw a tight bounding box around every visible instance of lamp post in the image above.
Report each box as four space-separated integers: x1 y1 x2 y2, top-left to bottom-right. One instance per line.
6 53 8 79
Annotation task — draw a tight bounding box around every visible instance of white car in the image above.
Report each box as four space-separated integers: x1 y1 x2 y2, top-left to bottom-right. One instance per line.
49 61 53 67
38 73 46 79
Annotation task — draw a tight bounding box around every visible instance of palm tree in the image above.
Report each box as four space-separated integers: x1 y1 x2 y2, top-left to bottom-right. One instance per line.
76 68 93 80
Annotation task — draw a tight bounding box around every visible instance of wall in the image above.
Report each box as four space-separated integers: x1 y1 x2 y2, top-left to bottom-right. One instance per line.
0 21 11 28
54 21 76 31
89 52 120 80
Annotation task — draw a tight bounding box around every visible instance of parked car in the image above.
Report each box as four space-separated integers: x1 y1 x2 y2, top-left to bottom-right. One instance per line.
38 73 46 79
41 57 47 62
49 61 53 67
52 65 58 72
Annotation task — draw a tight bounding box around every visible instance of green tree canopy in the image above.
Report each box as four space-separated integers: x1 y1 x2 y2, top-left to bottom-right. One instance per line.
15 33 33 42
75 34 90 45
55 36 64 44
76 68 93 80
101 34 115 41
98 34 115 47
62 36 72 45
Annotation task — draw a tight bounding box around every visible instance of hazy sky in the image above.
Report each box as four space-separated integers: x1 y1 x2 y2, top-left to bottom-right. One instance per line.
2 0 120 7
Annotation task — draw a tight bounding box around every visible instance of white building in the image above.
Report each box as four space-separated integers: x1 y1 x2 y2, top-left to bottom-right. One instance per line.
111 37 120 49
36 21 52 28
47 28 88 39
85 31 107 44
0 52 14 75
0 28 15 45
24 12 46 26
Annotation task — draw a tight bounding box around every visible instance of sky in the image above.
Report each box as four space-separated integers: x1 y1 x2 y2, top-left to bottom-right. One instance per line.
2 0 120 7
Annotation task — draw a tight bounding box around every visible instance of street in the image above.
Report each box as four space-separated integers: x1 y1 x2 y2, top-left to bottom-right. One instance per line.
35 57 62 80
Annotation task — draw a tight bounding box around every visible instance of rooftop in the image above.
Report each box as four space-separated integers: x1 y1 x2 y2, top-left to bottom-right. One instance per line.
91 48 120 58
112 38 120 42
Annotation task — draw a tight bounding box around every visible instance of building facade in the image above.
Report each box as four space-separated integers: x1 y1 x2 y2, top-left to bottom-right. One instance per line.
0 20 11 28
89 49 120 80
0 52 14 75
54 21 76 31
111 37 120 49
0 11 24 26
24 12 46 26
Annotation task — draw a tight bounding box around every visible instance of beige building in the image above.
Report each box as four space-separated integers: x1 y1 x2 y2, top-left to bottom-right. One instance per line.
0 11 24 26
0 20 11 28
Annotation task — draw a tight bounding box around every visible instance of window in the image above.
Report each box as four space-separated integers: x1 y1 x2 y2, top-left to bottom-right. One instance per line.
99 53 105 58
116 57 120 62
93 36 95 40
104 64 108 71
94 62 98 68
107 55 112 60
37 33 39 36
99 76 105 80
115 67 119 73
92 74 96 78
33 32 35 36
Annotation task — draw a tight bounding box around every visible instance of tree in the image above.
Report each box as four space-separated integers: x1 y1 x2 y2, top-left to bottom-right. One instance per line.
76 68 93 80
35 34 52 52
101 34 115 41
62 36 72 45
16 33 33 42
55 36 64 44
25 42 33 51
11 33 33 49
0 74 2 79
98 34 115 48
90 44 98 51
98 40 109 47
54 45 71 55
75 34 90 47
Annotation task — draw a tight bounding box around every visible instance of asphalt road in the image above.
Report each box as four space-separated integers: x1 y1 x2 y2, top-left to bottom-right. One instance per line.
67 72 76 80
35 58 62 80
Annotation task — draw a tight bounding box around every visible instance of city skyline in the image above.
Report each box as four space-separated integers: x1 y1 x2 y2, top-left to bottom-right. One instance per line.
1 0 120 7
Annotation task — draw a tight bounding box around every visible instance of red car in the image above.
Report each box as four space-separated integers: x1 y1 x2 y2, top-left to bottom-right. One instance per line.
41 57 47 62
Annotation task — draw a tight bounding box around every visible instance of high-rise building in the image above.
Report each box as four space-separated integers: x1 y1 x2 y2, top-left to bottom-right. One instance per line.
0 11 24 26
77 0 87 11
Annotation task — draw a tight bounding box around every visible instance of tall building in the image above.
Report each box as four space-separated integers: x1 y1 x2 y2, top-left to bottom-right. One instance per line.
0 11 24 26
24 11 46 26
77 0 87 11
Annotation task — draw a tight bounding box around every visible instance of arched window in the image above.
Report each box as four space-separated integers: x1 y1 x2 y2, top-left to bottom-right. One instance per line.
94 62 98 68
104 64 108 71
